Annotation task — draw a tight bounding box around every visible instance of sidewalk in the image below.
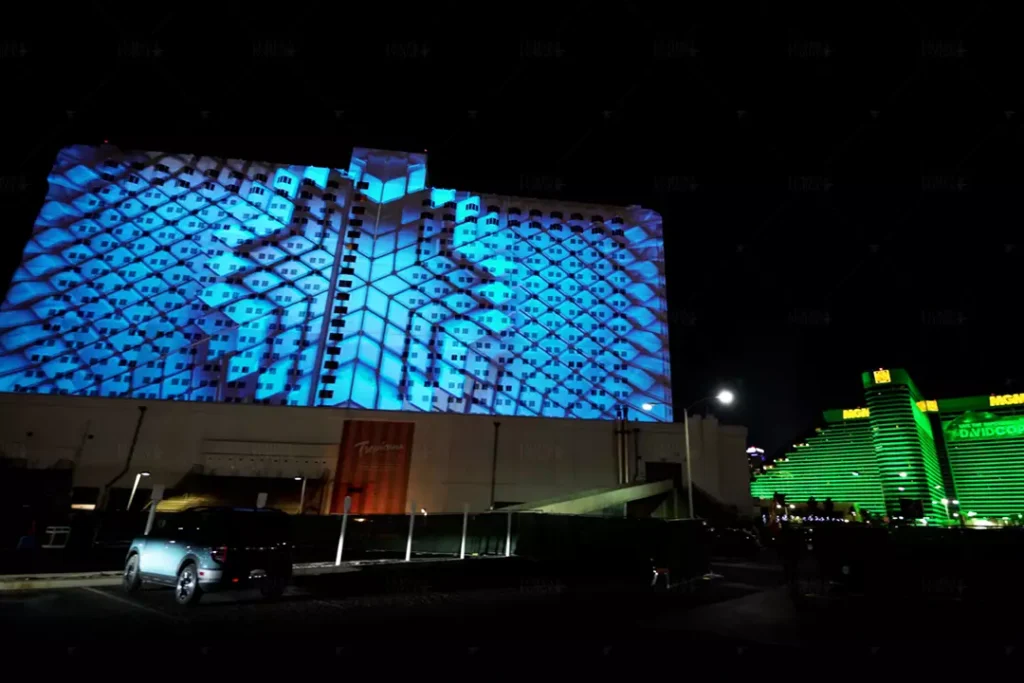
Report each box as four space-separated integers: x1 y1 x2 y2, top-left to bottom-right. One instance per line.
0 571 124 591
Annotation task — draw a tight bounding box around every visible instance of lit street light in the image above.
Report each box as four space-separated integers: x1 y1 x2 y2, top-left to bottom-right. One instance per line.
642 389 737 520
126 471 151 512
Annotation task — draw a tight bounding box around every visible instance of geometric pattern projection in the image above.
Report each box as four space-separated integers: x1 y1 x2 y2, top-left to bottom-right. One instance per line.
752 368 1024 519
0 145 347 407
0 145 673 422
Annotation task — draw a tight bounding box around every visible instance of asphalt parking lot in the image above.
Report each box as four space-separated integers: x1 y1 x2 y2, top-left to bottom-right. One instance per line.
6 560 1020 668
0 562 773 650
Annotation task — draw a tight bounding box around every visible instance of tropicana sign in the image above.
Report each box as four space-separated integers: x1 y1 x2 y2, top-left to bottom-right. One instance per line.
354 440 406 458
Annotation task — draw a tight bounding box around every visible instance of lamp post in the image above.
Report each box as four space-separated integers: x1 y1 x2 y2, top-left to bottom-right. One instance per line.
643 389 735 520
126 471 151 512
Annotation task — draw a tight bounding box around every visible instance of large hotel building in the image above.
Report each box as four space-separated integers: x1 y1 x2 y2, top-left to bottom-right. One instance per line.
0 146 671 418
751 368 1024 523
0 145 751 516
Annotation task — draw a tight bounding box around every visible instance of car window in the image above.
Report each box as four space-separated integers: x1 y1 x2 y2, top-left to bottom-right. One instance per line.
167 513 197 541
147 516 180 540
165 511 290 545
217 513 291 544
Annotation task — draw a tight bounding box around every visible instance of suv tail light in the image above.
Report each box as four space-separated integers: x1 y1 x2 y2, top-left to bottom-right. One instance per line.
212 545 228 563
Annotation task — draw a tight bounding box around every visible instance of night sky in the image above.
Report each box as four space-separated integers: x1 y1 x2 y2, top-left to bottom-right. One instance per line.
3 3 1020 457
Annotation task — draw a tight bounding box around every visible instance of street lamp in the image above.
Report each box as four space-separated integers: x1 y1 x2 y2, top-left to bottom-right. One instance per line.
642 389 736 520
126 471 151 512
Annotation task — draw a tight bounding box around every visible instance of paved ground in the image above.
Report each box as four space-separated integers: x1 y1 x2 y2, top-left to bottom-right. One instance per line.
6 557 1020 667
1 561 772 649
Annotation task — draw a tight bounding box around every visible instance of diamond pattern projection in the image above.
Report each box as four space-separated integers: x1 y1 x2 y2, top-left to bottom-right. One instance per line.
0 145 349 406
0 145 672 421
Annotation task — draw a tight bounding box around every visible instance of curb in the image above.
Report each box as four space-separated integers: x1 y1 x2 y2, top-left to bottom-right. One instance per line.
0 576 121 591
0 556 504 591
0 564 349 591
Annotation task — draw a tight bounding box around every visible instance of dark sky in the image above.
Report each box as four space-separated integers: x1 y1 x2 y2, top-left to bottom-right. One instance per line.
2 2 1020 456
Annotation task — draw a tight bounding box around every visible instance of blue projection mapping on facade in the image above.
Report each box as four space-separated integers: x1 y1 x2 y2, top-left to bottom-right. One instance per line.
0 145 673 421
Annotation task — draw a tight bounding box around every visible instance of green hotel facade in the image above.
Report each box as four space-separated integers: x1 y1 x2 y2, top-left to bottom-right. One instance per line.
751 368 1024 522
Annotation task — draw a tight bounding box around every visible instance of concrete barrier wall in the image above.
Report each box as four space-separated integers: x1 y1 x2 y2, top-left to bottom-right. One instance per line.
0 393 748 514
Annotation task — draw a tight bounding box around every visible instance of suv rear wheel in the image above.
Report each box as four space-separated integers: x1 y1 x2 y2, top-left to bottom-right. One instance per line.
123 554 141 593
175 562 203 606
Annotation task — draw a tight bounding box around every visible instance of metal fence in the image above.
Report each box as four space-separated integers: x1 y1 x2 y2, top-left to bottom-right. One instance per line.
2 507 712 583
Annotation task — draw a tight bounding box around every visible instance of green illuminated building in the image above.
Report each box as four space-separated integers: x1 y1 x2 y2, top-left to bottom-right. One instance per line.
751 368 1024 521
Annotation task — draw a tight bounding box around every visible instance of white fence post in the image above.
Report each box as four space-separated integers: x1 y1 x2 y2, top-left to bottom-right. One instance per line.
405 499 416 562
334 496 351 566
460 503 469 559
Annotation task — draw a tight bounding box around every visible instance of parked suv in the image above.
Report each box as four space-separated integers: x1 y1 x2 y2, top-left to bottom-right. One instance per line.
123 507 293 606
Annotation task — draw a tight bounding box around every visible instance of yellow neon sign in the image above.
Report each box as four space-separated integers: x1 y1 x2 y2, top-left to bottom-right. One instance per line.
916 400 939 413
990 393 1024 407
843 408 870 419
873 369 891 384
